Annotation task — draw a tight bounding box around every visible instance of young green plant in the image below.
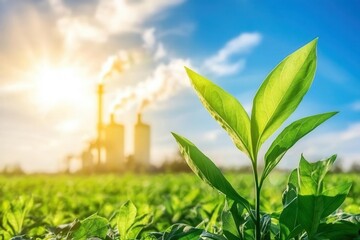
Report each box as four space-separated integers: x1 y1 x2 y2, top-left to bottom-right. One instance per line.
172 38 339 240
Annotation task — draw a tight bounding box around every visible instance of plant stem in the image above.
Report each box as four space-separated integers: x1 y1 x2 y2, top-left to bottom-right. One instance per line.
252 161 261 240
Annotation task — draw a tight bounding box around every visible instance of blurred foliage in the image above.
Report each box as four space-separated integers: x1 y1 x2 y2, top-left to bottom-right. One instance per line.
0 173 358 239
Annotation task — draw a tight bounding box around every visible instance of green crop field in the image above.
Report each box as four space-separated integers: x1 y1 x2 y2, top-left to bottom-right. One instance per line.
0 173 359 239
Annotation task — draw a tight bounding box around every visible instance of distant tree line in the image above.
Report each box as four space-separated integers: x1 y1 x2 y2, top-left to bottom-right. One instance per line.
1 155 360 175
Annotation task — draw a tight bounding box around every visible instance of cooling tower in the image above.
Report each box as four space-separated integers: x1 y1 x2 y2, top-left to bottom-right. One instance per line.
134 113 150 170
104 114 125 171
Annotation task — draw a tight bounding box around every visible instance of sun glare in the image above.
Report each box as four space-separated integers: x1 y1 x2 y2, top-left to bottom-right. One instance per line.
34 64 89 109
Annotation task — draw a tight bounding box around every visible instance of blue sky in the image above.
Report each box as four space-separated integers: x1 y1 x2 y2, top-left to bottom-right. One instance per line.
0 0 359 172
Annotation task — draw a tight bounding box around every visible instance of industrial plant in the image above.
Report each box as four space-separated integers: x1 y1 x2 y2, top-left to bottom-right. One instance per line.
60 53 171 173
70 81 152 174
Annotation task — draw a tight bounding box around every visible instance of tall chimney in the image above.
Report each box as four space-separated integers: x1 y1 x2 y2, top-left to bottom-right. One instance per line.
137 113 142 123
97 83 104 165
110 112 115 124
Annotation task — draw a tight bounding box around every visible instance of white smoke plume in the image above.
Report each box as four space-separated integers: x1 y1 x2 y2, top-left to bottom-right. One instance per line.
111 87 138 113
110 27 190 114
112 58 191 113
99 50 142 82
142 28 167 61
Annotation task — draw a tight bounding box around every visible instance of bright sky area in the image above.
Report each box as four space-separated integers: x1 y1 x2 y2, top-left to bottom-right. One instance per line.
0 0 359 172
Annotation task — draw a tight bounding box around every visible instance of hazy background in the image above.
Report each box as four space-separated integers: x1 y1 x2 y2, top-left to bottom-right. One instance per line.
0 0 359 172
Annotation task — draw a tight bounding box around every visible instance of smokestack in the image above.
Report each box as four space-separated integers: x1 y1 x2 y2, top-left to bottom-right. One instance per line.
97 83 104 165
137 113 142 123
134 113 150 171
110 112 115 124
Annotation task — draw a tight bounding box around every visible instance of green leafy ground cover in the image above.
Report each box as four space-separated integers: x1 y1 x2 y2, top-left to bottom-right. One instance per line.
0 173 358 239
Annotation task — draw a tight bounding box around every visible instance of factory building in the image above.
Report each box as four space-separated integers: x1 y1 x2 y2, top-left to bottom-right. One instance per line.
134 114 151 171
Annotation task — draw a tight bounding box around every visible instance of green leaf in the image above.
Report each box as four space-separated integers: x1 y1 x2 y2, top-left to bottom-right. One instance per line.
172 132 252 214
72 214 108 240
315 221 360 240
160 224 204 240
287 169 298 188
260 214 272 239
298 155 336 195
3 197 33 235
279 202 301 240
127 213 153 239
297 193 350 238
48 219 81 236
201 232 228 240
117 200 137 240
298 184 352 226
324 212 360 240
161 224 227 240
251 39 318 153
185 67 253 158
321 183 352 218
222 210 241 240
278 156 353 239
296 155 352 238
279 182 302 240
0 230 11 240
262 112 337 180
222 201 242 240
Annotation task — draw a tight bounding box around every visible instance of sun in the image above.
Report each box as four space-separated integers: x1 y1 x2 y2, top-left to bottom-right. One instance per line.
33 63 89 110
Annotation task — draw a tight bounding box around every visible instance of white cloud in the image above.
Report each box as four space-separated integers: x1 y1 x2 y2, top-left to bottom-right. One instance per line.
48 0 70 15
48 0 107 48
143 28 156 49
203 32 262 76
49 0 186 49
203 129 223 142
142 28 167 60
339 123 360 141
58 18 107 48
95 0 185 34
205 59 246 76
212 32 262 62
155 43 166 60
